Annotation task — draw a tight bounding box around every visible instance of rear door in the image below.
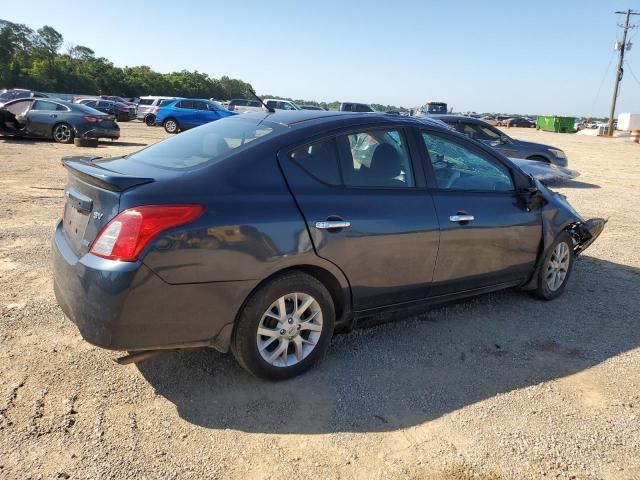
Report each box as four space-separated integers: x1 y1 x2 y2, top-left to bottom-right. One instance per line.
28 100 65 137
418 129 541 294
278 126 440 311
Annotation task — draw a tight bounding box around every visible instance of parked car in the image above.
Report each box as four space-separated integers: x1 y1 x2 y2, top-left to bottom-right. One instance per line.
76 99 135 122
339 102 375 112
505 117 535 128
265 99 301 111
227 99 264 113
299 105 325 111
0 88 48 106
52 110 604 380
154 98 236 133
431 115 569 167
419 117 579 184
99 95 135 106
418 101 448 115
0 98 119 143
136 96 175 125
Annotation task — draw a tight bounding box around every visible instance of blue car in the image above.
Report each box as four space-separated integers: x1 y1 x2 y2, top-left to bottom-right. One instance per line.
155 98 235 133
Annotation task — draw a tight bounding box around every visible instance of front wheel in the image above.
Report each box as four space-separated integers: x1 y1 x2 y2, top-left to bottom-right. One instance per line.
533 232 574 300
231 272 335 380
52 123 74 144
163 118 179 134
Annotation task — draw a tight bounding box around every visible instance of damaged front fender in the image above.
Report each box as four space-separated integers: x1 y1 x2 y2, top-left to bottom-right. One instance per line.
520 179 606 290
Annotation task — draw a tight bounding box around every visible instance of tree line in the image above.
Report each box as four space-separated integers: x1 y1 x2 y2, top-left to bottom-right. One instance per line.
0 19 410 111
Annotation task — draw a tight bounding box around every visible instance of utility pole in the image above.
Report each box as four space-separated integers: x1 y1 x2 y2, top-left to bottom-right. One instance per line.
607 9 639 137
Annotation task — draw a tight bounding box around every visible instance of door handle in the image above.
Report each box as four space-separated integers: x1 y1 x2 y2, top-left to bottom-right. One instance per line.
315 220 351 230
449 214 475 223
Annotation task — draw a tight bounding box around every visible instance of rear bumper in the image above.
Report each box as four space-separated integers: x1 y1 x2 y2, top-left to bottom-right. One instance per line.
52 221 258 351
82 128 120 140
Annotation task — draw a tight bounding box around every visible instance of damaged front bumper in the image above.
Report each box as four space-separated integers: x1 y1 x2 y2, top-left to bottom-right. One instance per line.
569 218 606 255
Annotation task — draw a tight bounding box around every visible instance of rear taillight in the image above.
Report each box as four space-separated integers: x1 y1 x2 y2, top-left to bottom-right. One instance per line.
90 205 205 261
84 116 98 123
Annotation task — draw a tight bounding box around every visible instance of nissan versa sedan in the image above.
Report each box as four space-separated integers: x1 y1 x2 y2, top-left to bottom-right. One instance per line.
431 114 569 166
52 111 604 380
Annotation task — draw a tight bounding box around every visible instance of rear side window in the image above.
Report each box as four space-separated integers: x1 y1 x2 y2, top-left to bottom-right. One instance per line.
129 116 282 170
289 138 341 185
177 100 194 109
340 129 415 188
31 100 59 111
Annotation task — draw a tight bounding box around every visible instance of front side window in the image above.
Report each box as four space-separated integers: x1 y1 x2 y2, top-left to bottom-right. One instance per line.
289 137 341 185
5 100 31 115
31 100 59 111
340 129 415 188
421 132 513 191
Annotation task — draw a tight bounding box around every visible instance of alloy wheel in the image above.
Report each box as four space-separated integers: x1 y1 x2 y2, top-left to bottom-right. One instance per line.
54 124 72 143
256 292 323 367
164 120 177 133
546 241 570 291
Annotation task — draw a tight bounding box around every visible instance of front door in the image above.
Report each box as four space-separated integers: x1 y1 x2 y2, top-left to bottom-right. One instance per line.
419 130 541 295
278 126 440 311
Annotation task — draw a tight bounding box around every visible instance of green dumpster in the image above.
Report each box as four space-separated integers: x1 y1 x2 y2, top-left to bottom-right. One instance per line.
536 115 576 133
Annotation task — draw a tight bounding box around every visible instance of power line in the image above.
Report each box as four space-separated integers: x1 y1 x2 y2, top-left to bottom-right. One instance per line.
606 9 640 136
625 60 640 87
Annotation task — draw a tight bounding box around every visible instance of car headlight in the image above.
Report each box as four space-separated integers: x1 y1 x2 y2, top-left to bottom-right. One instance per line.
549 148 566 159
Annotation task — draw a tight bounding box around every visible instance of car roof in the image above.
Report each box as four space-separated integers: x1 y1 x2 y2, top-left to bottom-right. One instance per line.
241 110 454 133
427 114 484 123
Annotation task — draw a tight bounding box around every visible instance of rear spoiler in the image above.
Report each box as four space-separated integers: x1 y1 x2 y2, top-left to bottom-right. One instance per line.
62 156 153 192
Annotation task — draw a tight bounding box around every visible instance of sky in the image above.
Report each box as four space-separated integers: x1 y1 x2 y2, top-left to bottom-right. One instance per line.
4 0 640 116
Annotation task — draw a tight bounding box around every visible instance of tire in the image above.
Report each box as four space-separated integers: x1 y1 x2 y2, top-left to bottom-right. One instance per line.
52 123 74 144
74 137 99 148
163 118 179 134
231 272 335 380
532 231 574 300
144 114 155 126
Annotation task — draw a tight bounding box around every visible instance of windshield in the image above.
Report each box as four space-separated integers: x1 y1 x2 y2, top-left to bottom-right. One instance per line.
128 116 283 170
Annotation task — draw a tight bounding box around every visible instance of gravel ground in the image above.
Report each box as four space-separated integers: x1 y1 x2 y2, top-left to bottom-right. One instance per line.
0 123 639 480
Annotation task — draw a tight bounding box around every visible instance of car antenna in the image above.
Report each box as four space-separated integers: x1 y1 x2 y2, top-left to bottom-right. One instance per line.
247 87 275 113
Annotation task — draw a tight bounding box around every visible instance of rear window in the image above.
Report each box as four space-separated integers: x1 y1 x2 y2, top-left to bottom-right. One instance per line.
128 116 283 170
138 99 154 106
230 99 247 106
158 99 173 106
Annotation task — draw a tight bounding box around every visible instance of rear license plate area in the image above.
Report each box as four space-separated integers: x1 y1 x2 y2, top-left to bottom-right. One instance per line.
63 205 90 252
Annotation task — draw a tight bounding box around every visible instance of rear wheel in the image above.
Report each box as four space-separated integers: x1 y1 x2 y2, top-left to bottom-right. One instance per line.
163 118 179 134
533 231 574 300
144 114 156 126
231 272 335 380
52 123 74 144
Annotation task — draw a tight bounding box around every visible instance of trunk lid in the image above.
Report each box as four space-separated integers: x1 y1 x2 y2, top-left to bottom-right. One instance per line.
61 156 153 255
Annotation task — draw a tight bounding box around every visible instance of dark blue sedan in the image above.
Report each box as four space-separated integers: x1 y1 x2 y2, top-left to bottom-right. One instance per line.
154 98 235 133
52 111 604 380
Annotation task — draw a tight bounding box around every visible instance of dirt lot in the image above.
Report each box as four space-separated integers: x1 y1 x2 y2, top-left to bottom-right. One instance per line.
0 123 639 480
